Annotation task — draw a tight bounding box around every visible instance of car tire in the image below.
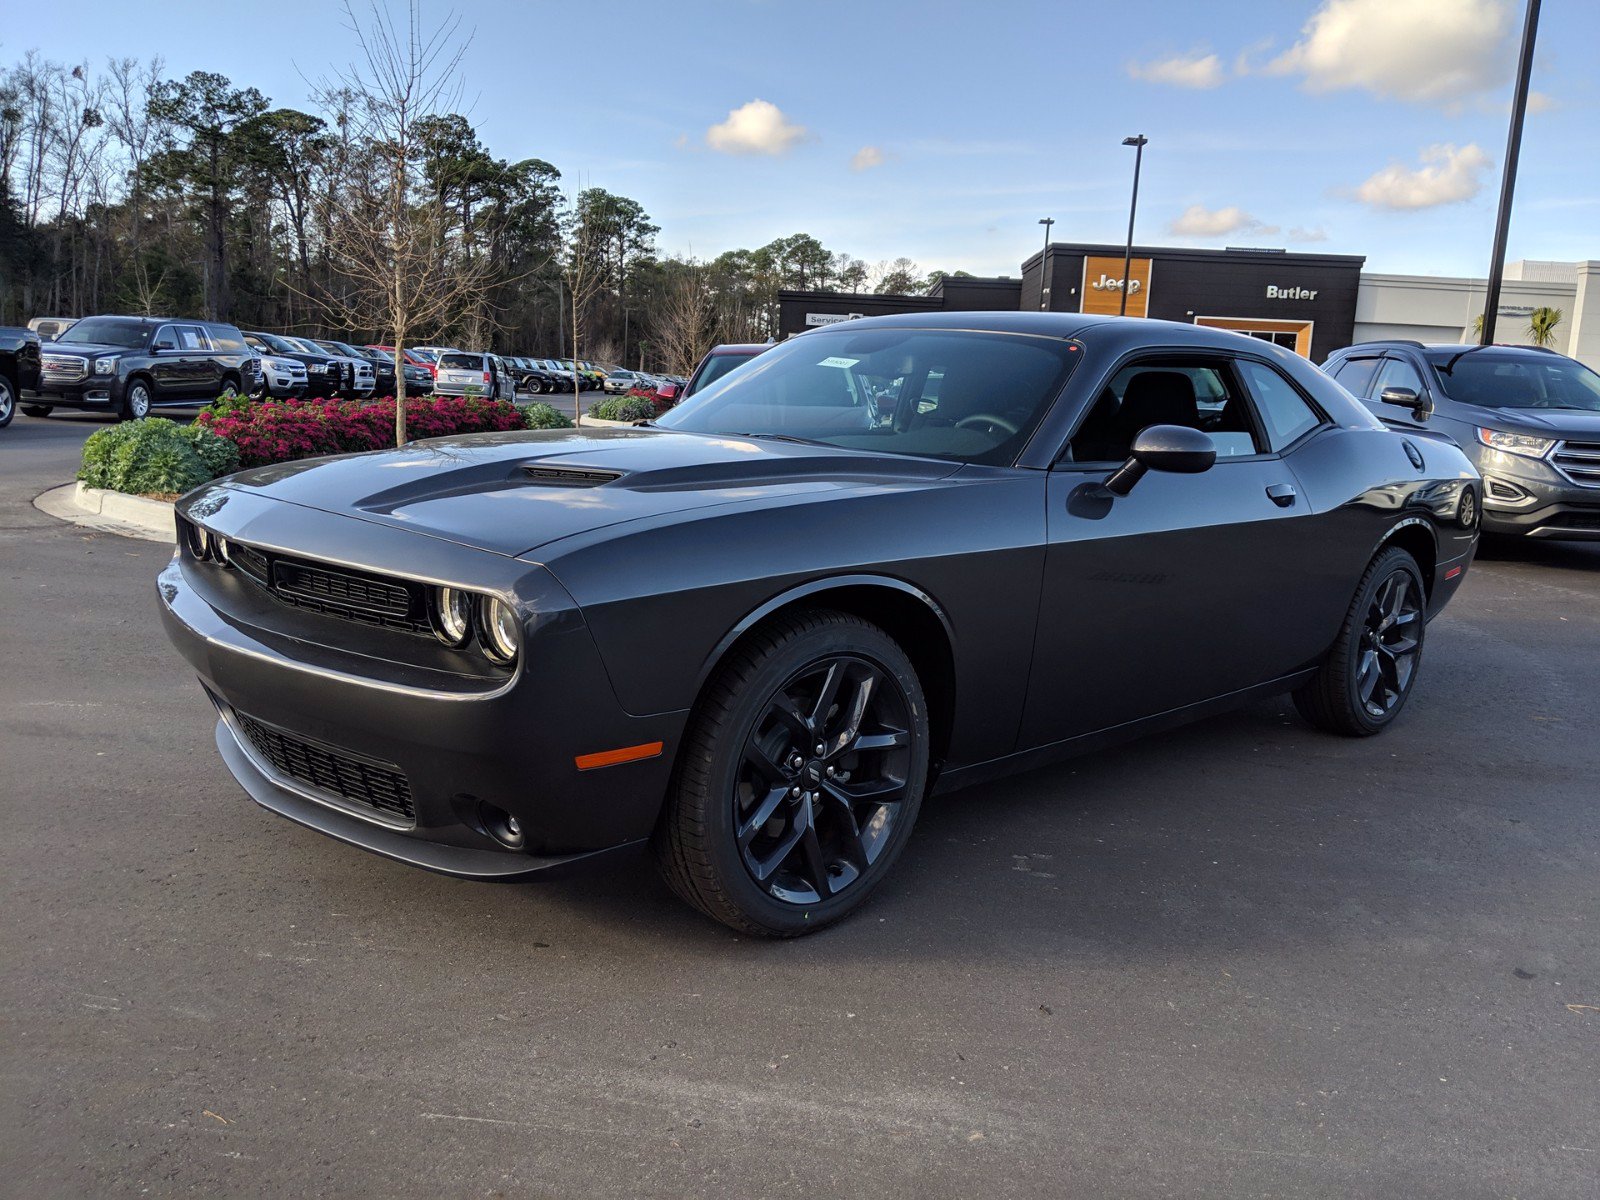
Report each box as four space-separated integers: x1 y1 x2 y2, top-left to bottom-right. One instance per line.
654 609 930 937
0 376 14 427
22 404 52 419
1293 545 1426 737
121 379 153 421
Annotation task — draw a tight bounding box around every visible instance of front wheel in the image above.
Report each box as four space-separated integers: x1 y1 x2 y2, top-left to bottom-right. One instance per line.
1294 546 1426 736
22 404 52 419
0 376 14 427
655 610 930 936
121 379 152 421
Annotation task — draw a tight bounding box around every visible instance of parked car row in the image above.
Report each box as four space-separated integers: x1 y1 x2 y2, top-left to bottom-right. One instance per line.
7 314 474 421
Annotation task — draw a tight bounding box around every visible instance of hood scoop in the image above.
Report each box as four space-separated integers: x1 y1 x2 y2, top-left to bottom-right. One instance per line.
520 464 625 487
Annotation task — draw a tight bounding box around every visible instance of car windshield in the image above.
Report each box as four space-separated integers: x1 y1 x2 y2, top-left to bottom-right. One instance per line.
1427 350 1600 412
438 352 482 369
56 317 151 349
656 328 1081 465
285 338 322 354
250 332 297 354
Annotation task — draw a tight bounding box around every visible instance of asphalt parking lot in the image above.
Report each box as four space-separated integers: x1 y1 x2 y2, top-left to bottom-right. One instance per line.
2 414 1598 1199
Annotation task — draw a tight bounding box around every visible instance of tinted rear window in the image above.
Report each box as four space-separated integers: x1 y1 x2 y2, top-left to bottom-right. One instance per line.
438 353 483 370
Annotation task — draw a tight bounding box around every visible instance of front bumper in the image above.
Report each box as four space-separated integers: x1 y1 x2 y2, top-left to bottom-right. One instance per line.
1475 448 1600 539
23 374 125 411
156 490 685 878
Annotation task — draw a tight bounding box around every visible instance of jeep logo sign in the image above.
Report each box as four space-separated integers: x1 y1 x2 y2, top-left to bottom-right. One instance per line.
1080 255 1152 317
1266 285 1318 300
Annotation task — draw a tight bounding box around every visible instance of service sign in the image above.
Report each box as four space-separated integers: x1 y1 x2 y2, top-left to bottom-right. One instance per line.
805 312 862 327
1081 255 1153 318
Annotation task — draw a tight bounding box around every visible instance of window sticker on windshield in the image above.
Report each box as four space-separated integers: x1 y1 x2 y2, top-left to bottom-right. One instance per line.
817 356 858 369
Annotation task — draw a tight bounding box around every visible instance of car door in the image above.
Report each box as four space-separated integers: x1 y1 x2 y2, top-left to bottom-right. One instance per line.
175 325 221 400
1019 353 1330 748
148 325 191 399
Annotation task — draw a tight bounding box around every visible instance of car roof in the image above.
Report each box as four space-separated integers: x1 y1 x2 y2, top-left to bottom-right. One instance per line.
1338 340 1562 358
787 310 1307 354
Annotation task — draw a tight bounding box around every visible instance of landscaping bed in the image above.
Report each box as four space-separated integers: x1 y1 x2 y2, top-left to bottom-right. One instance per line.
75 395 575 498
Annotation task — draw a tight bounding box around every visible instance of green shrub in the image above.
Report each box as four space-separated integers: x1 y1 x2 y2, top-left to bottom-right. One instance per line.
78 418 241 496
589 396 655 423
204 392 254 418
521 402 574 429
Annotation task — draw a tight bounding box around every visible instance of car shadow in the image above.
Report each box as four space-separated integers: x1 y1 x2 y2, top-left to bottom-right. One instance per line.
1474 534 1600 571
508 690 1537 962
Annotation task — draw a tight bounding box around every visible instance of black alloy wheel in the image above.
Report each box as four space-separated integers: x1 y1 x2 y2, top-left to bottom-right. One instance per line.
734 655 913 905
656 610 930 936
1294 545 1426 736
1354 570 1423 719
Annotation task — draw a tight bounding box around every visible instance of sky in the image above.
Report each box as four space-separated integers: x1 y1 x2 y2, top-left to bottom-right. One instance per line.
9 0 1599 278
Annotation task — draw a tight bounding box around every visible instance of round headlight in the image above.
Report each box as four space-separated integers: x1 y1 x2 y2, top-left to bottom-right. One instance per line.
215 537 233 566
432 587 472 647
189 524 214 560
479 597 520 664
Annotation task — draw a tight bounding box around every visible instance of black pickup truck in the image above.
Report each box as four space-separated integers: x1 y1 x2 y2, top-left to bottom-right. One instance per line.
1 327 44 428
21 315 262 420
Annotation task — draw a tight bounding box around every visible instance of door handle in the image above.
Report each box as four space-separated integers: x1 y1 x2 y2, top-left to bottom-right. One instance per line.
1266 483 1297 508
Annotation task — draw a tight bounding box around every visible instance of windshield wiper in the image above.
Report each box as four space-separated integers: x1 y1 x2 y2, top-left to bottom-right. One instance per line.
726 431 826 446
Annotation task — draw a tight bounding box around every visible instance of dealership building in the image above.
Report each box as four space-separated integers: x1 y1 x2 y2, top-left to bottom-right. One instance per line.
778 242 1600 368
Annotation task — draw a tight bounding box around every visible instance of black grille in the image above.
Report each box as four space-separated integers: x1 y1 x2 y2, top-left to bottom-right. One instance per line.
219 538 429 634
236 712 415 822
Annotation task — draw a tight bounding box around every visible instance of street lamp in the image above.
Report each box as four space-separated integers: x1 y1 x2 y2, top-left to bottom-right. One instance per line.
1037 217 1054 311
1119 134 1148 317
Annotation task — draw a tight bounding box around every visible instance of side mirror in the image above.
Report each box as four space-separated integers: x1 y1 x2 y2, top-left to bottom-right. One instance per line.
1379 385 1432 421
655 382 679 402
153 340 176 353
1103 425 1217 496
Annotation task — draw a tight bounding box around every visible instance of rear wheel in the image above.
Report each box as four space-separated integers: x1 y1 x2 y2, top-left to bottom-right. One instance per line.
655 610 930 936
0 376 14 427
1294 546 1426 736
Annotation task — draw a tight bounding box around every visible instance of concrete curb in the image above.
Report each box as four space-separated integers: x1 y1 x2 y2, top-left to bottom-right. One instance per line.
576 414 646 429
34 482 175 543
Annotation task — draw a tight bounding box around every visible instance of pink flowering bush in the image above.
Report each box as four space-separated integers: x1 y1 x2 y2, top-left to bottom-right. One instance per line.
197 395 528 469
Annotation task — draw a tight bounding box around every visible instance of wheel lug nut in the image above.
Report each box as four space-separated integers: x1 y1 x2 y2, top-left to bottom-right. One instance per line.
814 743 825 756
791 786 802 797
825 766 835 777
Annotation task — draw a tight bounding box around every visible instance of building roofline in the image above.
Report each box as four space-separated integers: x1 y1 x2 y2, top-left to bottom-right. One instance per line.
1021 242 1367 271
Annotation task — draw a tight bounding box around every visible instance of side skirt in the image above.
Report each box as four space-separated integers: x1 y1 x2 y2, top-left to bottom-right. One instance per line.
931 669 1319 798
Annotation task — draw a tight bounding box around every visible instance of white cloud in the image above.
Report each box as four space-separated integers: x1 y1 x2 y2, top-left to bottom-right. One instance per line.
1266 0 1513 106
850 145 886 171
1169 204 1279 238
705 100 808 156
1353 143 1492 210
1289 226 1330 243
1128 50 1226 89
1526 90 1557 114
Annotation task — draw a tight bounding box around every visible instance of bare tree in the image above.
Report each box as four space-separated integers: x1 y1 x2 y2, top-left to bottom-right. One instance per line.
312 0 496 446
559 186 606 420
652 259 715 378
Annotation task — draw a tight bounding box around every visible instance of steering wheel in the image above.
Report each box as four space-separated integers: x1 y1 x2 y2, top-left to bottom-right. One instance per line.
954 412 1020 436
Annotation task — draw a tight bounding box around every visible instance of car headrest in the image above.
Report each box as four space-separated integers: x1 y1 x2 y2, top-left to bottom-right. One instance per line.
1118 371 1199 431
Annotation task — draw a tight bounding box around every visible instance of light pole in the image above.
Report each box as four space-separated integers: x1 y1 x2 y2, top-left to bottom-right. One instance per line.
1120 134 1148 316
1037 217 1054 311
1480 0 1541 346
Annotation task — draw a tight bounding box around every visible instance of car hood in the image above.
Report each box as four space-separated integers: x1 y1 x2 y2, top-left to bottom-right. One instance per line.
42 341 132 357
1469 406 1600 439
217 428 964 558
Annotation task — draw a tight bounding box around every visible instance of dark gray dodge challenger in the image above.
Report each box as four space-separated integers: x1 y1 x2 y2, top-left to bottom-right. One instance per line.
159 312 1480 936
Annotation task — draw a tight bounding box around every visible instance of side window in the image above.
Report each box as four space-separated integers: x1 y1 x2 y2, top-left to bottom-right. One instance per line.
1331 355 1382 398
175 325 210 351
1239 361 1324 451
1373 357 1427 400
1068 361 1262 464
